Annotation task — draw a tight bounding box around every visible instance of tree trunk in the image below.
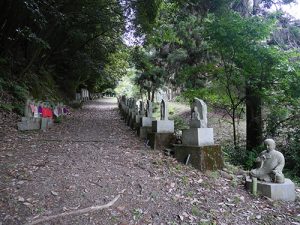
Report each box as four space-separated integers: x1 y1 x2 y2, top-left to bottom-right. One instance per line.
245 0 263 151
232 109 237 148
246 85 263 150
151 90 155 102
147 90 151 100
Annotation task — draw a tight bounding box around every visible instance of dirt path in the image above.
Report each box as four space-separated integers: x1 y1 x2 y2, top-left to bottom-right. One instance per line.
0 98 299 225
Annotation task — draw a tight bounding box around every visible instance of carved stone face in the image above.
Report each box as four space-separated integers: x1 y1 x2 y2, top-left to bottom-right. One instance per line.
264 139 275 152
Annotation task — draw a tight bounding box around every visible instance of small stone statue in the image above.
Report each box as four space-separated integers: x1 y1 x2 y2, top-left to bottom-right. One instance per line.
146 100 153 117
250 139 285 183
191 98 207 128
160 99 168 120
139 101 145 116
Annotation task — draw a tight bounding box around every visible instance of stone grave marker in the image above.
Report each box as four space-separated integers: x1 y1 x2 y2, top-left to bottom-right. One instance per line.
147 99 175 150
174 98 223 171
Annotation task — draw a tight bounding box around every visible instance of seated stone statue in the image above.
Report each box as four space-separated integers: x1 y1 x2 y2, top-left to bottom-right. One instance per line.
250 139 285 183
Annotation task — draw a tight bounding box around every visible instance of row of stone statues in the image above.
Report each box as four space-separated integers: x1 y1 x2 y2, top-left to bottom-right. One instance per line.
118 95 296 201
120 96 286 184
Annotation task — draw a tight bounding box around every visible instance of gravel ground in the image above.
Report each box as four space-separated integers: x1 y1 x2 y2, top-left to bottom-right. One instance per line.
0 98 299 225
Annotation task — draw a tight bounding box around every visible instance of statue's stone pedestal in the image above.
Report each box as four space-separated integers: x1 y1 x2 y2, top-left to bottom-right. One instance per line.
174 145 223 171
121 105 128 119
137 126 152 139
134 115 142 129
129 112 137 129
182 128 214 146
41 118 53 130
135 115 142 124
18 117 41 131
137 117 155 139
126 110 133 126
152 120 174 133
245 176 296 201
147 132 174 150
140 117 154 127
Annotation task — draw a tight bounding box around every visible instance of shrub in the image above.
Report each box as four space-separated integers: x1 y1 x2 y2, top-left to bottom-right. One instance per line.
170 115 189 131
223 144 264 170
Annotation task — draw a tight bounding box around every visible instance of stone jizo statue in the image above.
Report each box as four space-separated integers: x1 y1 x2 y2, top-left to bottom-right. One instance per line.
191 98 207 128
146 100 153 117
139 101 145 116
132 99 136 109
250 139 285 183
160 99 168 120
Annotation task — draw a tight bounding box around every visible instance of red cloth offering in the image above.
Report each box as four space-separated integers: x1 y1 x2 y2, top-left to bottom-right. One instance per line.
42 108 53 118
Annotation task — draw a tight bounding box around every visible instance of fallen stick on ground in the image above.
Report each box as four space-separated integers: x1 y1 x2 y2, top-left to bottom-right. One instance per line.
26 194 120 225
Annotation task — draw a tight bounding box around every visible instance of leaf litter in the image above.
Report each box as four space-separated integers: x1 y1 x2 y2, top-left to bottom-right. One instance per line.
0 98 299 225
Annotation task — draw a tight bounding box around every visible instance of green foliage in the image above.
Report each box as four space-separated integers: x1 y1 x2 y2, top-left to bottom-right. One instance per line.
0 0 127 101
0 103 14 112
115 70 141 98
54 116 63 124
171 115 189 131
131 0 162 34
223 144 261 170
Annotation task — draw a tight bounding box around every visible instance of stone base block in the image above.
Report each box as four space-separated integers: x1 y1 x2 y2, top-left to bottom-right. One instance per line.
140 117 154 127
137 126 152 139
182 128 214 146
129 114 136 129
126 113 132 126
147 132 174 150
174 144 223 171
245 176 296 201
41 118 48 130
48 118 54 127
135 115 142 124
18 118 41 131
134 115 142 129
152 120 174 133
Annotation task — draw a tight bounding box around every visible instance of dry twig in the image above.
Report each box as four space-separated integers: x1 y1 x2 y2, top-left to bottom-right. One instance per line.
26 194 120 225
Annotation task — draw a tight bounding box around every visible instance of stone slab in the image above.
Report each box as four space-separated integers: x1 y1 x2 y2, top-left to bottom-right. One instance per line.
18 118 41 131
126 112 132 126
245 176 296 201
152 120 174 133
41 118 49 130
140 117 154 127
134 115 142 129
147 132 174 150
174 144 223 171
182 128 214 146
137 126 152 139
129 116 136 130
135 115 142 124
48 118 54 127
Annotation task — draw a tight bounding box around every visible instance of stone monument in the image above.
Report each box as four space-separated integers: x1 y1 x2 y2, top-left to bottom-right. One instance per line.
246 139 296 201
18 99 42 131
147 99 175 150
128 98 136 126
182 98 214 146
130 100 139 129
174 98 223 171
134 101 145 129
137 100 155 139
152 99 174 133
125 98 133 125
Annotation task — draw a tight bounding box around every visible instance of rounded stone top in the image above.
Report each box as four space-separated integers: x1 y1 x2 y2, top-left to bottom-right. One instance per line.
264 138 276 150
